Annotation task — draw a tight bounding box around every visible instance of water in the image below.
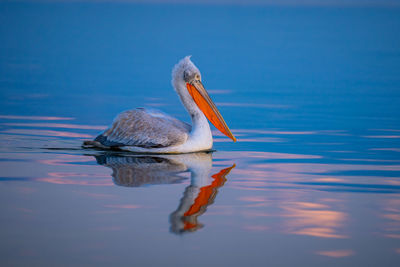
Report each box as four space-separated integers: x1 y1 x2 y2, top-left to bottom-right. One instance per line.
1 2 400 266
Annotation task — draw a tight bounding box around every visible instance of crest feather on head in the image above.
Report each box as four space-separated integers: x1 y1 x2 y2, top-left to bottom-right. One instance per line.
172 56 201 88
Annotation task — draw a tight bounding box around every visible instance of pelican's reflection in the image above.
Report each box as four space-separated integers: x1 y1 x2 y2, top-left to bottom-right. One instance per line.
94 152 235 234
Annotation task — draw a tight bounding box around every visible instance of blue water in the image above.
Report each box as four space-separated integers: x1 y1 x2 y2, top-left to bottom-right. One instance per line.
1 2 400 266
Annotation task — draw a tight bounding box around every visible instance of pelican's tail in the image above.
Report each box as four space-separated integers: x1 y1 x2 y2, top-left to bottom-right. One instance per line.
82 140 109 149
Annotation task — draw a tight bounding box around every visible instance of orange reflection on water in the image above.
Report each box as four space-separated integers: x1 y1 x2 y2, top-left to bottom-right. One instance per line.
282 201 347 238
182 165 234 231
316 250 354 257
170 164 235 234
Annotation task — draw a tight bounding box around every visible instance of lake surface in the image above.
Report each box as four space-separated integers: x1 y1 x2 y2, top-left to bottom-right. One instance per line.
1 2 400 266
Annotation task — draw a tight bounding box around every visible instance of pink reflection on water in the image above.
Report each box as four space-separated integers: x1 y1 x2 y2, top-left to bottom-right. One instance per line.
381 199 400 239
383 214 400 221
214 137 284 143
363 135 400 139
38 172 112 186
2 122 106 130
1 129 93 138
385 234 400 239
282 201 347 238
386 180 400 185
0 115 74 121
239 196 269 202
233 180 270 188
239 196 270 208
214 151 400 203
212 128 321 143
216 151 321 160
316 250 354 257
251 163 400 173
227 158 400 236
39 154 94 166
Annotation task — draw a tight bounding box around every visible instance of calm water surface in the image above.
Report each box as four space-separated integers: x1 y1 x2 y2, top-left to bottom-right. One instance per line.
1 3 400 266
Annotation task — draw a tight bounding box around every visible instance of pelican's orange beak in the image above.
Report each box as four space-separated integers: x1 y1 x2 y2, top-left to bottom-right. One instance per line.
187 81 236 142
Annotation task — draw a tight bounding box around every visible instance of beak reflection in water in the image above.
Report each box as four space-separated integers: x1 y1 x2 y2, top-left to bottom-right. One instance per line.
94 152 235 234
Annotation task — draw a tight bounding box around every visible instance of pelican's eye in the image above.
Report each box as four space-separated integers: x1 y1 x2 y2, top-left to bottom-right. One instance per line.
195 74 201 81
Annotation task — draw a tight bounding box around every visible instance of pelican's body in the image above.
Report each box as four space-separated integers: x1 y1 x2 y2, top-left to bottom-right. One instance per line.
84 56 235 153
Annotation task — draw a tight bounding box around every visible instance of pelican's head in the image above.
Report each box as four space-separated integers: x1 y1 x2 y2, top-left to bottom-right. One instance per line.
172 56 201 92
172 56 236 142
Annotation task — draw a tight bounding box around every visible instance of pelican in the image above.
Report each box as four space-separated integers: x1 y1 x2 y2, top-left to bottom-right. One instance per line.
83 56 236 153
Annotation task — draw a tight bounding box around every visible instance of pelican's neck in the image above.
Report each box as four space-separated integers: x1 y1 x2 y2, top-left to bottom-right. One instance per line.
175 81 212 146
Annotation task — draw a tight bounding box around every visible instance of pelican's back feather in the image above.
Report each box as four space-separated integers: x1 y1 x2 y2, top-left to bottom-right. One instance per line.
95 108 191 148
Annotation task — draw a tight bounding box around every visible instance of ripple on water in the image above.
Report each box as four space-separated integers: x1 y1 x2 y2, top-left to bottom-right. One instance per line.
0 114 399 263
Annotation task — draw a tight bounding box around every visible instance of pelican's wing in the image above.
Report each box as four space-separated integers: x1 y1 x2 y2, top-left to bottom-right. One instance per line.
95 108 191 148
